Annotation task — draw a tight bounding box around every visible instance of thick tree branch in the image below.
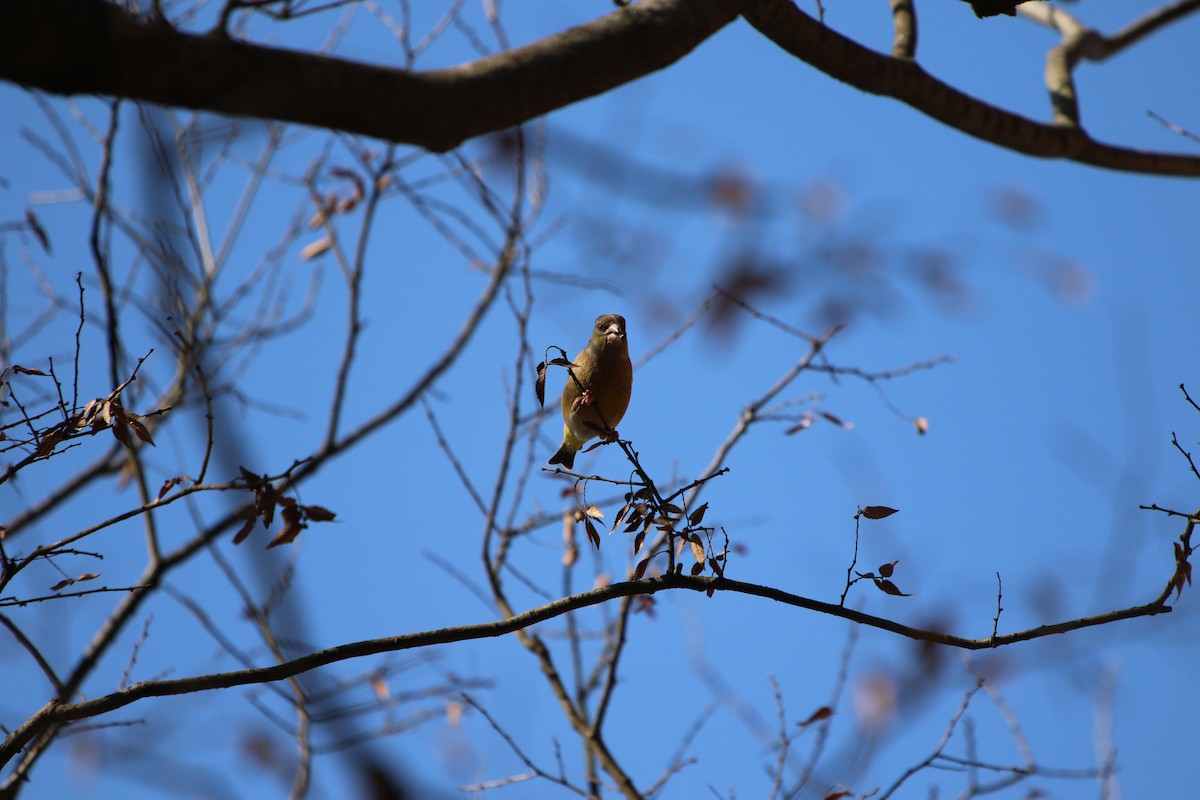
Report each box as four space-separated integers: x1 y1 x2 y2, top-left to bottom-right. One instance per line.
742 0 1200 177
0 0 743 153
0 571 1173 769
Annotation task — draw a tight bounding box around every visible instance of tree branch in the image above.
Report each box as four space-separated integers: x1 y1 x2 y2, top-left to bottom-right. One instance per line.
741 0 1200 176
0 0 743 153
1 570 1173 769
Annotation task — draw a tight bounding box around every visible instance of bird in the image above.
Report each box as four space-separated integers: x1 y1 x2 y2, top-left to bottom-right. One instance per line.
548 313 633 470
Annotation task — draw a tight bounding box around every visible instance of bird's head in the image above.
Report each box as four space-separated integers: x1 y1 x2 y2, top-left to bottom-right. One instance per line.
592 314 627 349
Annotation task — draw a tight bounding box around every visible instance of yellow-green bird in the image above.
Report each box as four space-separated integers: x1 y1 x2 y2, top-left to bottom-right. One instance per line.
548 313 633 469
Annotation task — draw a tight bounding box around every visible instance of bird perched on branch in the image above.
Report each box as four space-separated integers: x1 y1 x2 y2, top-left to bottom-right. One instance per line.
548 313 633 469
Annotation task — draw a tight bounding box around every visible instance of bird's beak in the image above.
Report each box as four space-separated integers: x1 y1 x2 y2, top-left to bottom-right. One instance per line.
604 324 625 345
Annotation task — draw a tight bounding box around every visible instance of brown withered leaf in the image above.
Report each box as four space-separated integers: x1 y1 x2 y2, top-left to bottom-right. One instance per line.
688 502 709 527
708 556 724 578
372 676 390 702
878 560 899 578
914 416 929 435
111 416 133 450
158 477 182 500
690 561 705 576
861 505 899 520
50 579 74 592
12 365 48 376
690 538 706 564
127 417 155 447
304 505 336 522
308 205 328 230
300 237 332 261
584 518 601 549
823 791 852 800
820 411 853 429
535 361 547 406
611 503 630 532
584 504 604 520
661 502 682 516
798 706 833 727
233 517 256 545
874 578 913 597
33 427 66 458
76 572 100 582
267 518 305 548
547 357 575 368
633 530 646 555
25 209 51 253
785 417 813 435
633 558 650 581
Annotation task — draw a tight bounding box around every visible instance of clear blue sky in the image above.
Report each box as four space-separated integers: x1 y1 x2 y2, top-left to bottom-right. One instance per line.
2 2 1198 798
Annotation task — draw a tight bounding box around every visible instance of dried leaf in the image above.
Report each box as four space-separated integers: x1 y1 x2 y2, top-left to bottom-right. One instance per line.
158 477 181 500
33 427 66 458
267 519 305 548
785 417 813 435
127 417 156 447
304 505 337 522
633 530 646 555
584 504 604 520
633 558 650 581
25 209 51 253
820 411 853 429
860 505 899 520
12 365 48 376
611 503 630 533
914 416 929 435
690 561 705 576
111 417 132 450
799 706 834 727
308 206 328 229
584 518 601 549
688 502 709 527
535 361 547 406
878 560 899 578
50 579 73 592
707 557 724 578
76 572 100 582
661 502 682 515
233 517 256 545
823 791 852 800
372 676 390 702
548 357 575 368
300 237 332 261
689 538 706 564
874 578 912 597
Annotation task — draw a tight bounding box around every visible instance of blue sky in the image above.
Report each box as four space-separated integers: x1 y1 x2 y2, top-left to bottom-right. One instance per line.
2 2 1198 798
